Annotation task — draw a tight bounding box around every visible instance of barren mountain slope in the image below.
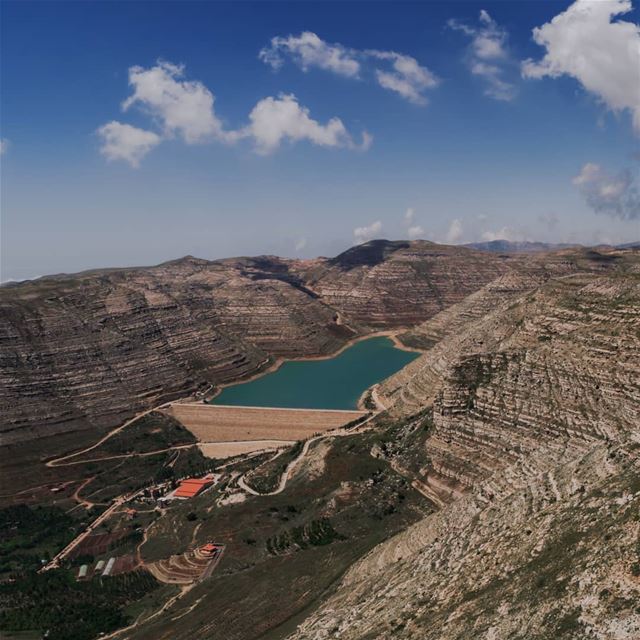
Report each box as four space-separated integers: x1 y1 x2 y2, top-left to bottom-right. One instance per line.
289 267 640 639
0 256 344 449
296 241 514 327
0 241 536 450
294 241 607 329
291 435 640 640
0 243 630 485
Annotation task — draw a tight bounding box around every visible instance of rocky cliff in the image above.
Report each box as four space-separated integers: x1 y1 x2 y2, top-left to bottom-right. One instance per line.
289 255 640 639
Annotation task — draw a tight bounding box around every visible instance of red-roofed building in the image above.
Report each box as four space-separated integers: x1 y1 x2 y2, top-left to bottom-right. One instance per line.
172 477 213 499
200 543 219 556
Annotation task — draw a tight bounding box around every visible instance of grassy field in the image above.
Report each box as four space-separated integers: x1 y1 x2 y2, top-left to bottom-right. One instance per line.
169 404 366 442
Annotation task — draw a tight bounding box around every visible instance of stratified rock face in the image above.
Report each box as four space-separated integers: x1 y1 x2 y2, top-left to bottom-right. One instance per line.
290 437 640 640
0 256 346 446
0 243 630 450
384 273 639 497
289 267 640 640
298 241 518 328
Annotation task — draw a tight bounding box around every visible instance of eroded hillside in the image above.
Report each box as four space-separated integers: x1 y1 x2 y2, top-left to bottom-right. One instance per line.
0 241 535 452
0 244 638 640
288 264 640 639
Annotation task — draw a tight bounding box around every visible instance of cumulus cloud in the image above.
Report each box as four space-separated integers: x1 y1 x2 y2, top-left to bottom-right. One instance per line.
354 220 382 244
259 32 360 77
122 60 230 144
242 94 371 154
481 226 523 242
98 60 369 165
449 10 517 101
446 218 463 243
402 208 424 239
260 32 439 105
573 162 640 219
0 138 9 155
522 0 640 133
97 121 162 167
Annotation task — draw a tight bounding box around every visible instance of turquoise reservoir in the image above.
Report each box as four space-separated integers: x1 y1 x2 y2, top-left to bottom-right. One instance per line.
211 336 419 410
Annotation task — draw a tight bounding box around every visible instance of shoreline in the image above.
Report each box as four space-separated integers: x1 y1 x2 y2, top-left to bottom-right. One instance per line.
202 328 424 405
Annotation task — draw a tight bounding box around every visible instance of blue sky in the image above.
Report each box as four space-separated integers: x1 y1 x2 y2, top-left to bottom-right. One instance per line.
1 0 639 281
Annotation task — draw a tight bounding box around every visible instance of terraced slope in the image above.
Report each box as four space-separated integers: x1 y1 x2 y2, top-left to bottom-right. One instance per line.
383 272 639 499
0 241 532 451
0 257 341 449
297 241 514 328
289 266 640 639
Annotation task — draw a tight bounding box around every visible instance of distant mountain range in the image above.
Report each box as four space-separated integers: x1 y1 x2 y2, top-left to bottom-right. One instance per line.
464 239 639 253
463 240 578 253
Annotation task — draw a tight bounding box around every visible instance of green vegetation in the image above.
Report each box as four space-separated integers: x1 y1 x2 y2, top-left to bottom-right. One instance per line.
0 569 159 640
80 446 216 504
0 505 81 576
396 331 438 351
128 422 431 640
266 518 345 555
244 441 304 493
361 390 377 410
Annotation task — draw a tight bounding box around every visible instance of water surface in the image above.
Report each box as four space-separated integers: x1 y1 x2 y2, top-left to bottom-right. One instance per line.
211 336 419 410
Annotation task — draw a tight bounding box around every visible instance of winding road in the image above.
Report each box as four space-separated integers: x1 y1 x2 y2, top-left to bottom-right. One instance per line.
46 401 175 468
237 409 380 496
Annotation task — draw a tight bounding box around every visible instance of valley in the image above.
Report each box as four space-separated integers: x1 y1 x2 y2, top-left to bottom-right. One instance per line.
1 240 639 640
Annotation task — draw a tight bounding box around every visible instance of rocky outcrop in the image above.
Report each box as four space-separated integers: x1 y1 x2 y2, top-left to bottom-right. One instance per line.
383 273 639 493
290 435 640 640
298 241 517 328
289 266 640 639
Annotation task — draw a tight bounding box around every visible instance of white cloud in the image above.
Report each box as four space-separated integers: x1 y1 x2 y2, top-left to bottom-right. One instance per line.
0 138 9 155
260 32 439 105
402 207 425 239
481 226 522 242
354 220 382 244
446 218 463 242
259 32 360 77
573 162 640 219
123 60 230 144
522 0 640 133
97 121 162 167
294 237 307 252
98 61 370 165
369 51 439 105
407 225 424 239
242 94 371 155
449 10 517 101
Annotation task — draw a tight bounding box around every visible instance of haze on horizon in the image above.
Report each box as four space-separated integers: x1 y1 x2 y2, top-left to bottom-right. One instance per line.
1 0 639 282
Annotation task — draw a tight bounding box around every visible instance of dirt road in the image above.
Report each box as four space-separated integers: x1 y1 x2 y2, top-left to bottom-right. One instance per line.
41 486 144 571
46 402 175 468
237 411 378 496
